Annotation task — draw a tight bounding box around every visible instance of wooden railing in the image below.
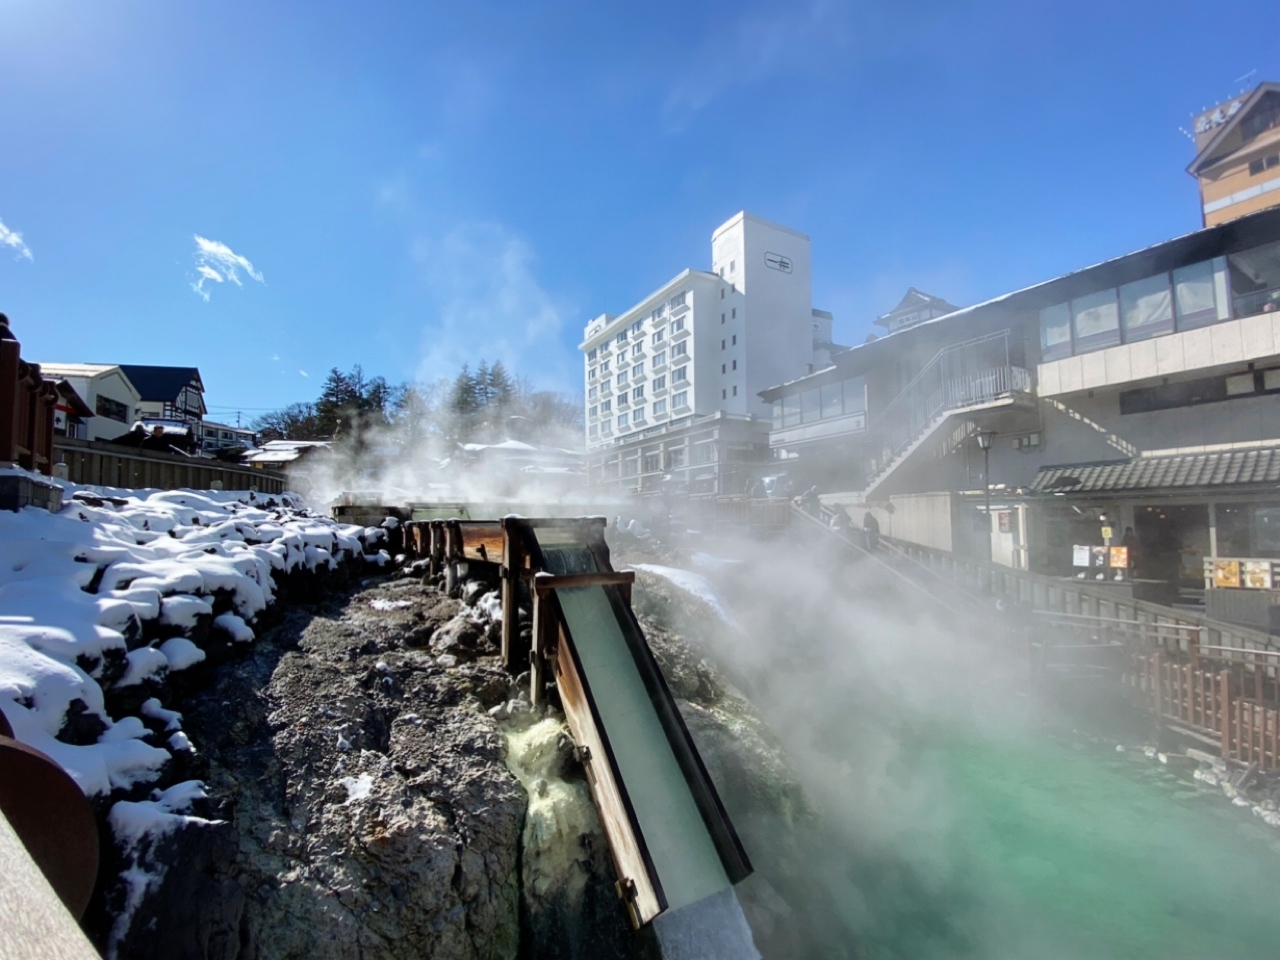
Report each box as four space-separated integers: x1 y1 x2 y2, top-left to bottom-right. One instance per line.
0 314 57 476
53 438 288 493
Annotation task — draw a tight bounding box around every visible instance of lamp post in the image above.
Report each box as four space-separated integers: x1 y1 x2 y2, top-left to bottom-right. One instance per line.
977 430 997 561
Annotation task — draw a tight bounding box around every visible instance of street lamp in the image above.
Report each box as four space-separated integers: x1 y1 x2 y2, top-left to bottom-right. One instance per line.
976 430 997 560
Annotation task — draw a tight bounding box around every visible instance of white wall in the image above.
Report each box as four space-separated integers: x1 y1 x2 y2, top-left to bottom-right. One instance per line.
712 213 818 421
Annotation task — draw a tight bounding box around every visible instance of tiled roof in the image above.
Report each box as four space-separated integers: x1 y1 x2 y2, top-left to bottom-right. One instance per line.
1030 448 1280 495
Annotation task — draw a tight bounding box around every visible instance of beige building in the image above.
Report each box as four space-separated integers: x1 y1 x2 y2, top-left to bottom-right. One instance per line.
1190 81 1280 227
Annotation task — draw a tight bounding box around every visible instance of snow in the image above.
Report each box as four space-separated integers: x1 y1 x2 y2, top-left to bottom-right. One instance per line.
341 772 374 805
369 598 411 611
0 469 387 811
630 564 739 628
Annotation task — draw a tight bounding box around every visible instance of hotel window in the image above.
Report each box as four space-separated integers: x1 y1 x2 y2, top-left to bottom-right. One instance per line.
721 313 725 323
722 389 727 399
671 291 687 309
671 318 685 333
589 424 598 437
733 385 737 396
732 359 737 370
1120 274 1174 341
672 342 687 358
652 305 666 321
732 334 737 345
721 364 726 374
652 329 664 344
632 342 643 358
602 378 611 392
634 405 645 420
634 361 644 376
669 447 685 468
653 375 666 390
673 365 688 382
721 339 726 350
633 385 644 400
1229 240 1280 317
589 405 598 418
653 399 667 415
1173 257 1229 330
601 399 611 413
801 388 821 423
588 386 597 399
616 332 626 344
1039 302 1072 362
721 288 725 299
653 350 665 367
729 260 735 273
587 348 597 361
1071 289 1121 352
618 412 628 428
732 308 736 319
618 369 628 385
673 390 688 407
631 320 643 337
589 367 597 381
602 359 611 372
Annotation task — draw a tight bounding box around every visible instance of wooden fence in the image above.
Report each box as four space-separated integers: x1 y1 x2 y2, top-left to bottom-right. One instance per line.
881 533 1280 769
53 438 287 494
0 315 57 476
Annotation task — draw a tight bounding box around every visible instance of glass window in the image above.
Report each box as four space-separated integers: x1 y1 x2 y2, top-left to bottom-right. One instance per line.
633 385 644 399
670 292 687 309
632 343 643 357
1174 257 1229 330
801 388 821 423
1039 302 1072 361
672 342 687 357
1071 288 1120 352
618 413 628 428
653 350 666 367
673 365 687 382
588 368 597 381
673 391 688 407
602 378 611 392
618 369 628 385
587 348 597 361
653 375 666 390
634 405 645 420
616 332 626 344
652 330 664 344
843 377 867 413
772 399 783 429
653 400 667 415
588 424 598 437
589 405 597 417
601 399 611 413
821 382 843 418
1119 274 1173 341
1229 240 1280 317
588 386 597 399
781 392 800 427
671 318 685 333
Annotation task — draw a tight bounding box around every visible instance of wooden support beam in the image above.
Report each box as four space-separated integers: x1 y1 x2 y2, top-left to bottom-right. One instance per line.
500 519 527 674
534 571 636 595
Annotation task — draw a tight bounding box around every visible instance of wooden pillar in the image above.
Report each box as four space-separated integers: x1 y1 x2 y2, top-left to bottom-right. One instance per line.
0 317 20 465
1220 669 1232 761
530 589 548 706
500 519 528 675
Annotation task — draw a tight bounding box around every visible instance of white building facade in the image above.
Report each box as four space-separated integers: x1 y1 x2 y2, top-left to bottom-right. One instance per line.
37 364 142 442
580 212 834 494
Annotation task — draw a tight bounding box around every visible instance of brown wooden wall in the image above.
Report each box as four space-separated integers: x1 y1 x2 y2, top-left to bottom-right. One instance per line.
0 315 57 476
52 438 288 493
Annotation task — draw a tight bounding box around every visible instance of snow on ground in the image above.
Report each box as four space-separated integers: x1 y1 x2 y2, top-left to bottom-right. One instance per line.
0 470 389 854
629 563 739 629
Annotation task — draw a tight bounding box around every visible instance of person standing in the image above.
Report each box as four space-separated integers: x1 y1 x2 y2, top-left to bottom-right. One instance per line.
863 511 880 552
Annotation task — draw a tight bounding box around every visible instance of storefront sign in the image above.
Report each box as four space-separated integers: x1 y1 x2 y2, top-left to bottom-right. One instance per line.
1109 546 1129 569
1242 561 1274 590
1213 560 1241 589
1101 526 1114 541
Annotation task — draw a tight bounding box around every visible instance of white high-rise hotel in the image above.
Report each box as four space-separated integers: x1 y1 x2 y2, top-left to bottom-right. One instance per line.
579 212 834 493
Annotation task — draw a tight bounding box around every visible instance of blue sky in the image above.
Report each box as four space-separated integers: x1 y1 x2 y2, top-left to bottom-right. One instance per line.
2 0 1278 426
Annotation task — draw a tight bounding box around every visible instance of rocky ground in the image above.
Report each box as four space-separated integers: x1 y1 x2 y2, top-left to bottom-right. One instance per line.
96 529 846 960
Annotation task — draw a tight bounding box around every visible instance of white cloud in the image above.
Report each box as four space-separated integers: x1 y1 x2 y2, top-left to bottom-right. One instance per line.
0 217 33 261
190 234 264 302
664 0 852 127
299 370 309 378
412 221 572 390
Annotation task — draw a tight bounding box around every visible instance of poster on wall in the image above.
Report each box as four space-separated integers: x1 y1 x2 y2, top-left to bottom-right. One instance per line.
1242 561 1274 590
1073 545 1091 567
1213 560 1242 589
1091 546 1108 568
1109 546 1129 569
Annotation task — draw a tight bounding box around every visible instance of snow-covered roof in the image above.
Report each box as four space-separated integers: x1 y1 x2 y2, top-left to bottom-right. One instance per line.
35 362 122 379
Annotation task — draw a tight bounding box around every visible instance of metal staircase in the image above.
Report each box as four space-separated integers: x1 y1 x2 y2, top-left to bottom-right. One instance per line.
861 330 1032 497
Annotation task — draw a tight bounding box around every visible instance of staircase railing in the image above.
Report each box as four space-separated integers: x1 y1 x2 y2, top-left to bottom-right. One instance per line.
863 330 1031 489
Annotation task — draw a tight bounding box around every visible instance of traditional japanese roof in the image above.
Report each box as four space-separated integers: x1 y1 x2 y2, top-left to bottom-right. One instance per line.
1029 448 1280 496
116 365 204 403
1188 82 1280 177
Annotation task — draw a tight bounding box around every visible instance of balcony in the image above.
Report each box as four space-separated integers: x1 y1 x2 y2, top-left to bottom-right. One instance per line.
670 322 691 341
671 300 690 317
651 381 668 397
616 353 631 369
651 311 669 328
631 367 648 382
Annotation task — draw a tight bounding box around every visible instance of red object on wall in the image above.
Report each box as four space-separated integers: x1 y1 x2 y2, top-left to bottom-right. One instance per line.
0 313 57 476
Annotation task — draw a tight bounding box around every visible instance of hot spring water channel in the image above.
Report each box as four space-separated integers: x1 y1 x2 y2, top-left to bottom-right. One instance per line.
822 725 1280 960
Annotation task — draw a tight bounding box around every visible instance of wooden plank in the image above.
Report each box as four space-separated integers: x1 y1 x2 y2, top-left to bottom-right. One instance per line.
534 571 637 594
554 629 665 926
